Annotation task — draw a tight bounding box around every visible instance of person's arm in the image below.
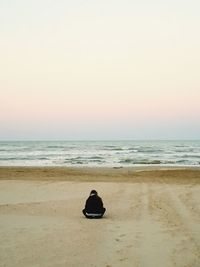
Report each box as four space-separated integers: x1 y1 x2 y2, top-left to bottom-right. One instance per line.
85 197 90 210
99 197 104 209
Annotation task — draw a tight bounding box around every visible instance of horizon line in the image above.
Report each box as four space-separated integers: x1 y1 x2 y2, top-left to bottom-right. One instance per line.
0 139 200 142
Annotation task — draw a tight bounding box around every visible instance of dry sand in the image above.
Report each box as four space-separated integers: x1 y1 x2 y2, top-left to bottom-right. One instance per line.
0 167 200 267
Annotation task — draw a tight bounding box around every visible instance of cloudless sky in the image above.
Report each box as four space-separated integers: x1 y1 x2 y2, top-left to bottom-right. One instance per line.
0 0 200 140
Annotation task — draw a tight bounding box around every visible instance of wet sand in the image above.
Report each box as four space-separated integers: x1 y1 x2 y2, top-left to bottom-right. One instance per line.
0 167 200 267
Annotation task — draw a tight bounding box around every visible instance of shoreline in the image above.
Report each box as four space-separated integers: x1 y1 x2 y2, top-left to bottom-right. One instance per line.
0 166 200 184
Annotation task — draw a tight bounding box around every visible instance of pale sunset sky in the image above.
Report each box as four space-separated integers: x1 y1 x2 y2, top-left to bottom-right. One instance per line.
0 0 200 140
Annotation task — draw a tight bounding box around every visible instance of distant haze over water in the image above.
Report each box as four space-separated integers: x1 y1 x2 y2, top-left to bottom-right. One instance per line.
0 140 200 167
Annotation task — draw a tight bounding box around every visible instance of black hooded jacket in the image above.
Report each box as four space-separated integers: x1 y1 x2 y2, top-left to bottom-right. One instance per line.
85 194 104 213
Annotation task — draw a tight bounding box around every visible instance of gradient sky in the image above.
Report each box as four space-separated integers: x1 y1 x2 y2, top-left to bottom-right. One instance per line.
0 0 200 140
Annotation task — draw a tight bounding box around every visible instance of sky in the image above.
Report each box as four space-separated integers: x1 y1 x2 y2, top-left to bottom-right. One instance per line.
0 0 200 140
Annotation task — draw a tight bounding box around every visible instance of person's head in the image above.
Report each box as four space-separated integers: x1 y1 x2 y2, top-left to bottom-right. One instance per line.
90 190 98 196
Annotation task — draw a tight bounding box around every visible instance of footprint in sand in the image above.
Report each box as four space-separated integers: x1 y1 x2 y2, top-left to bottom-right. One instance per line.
119 257 128 262
115 234 126 242
119 234 126 237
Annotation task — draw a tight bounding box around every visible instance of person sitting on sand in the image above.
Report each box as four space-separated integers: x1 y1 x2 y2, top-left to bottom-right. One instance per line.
82 190 106 219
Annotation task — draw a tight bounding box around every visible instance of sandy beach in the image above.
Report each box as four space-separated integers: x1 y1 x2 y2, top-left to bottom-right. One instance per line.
0 167 200 267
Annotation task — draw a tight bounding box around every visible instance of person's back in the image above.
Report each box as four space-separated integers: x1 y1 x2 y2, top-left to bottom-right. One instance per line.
82 190 106 219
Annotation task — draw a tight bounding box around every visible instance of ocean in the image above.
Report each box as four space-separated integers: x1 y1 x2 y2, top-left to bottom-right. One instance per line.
0 140 200 167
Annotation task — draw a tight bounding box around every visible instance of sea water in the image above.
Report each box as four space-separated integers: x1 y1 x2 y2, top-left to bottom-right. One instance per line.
0 140 200 167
